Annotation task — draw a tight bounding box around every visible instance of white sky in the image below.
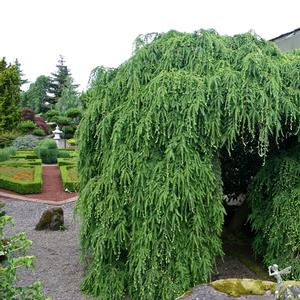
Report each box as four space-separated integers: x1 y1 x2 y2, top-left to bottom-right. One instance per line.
1 0 299 91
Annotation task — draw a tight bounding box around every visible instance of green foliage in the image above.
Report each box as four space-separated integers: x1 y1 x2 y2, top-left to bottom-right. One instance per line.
77 30 300 299
248 145 300 279
59 165 78 192
57 150 71 158
0 131 20 148
44 109 60 122
49 55 78 107
67 138 77 146
0 203 49 299
0 165 42 194
21 75 51 113
33 128 46 136
55 77 80 114
57 157 77 166
0 147 16 162
12 150 38 159
0 58 21 131
65 107 82 119
51 115 71 127
17 120 37 133
35 139 58 164
12 136 40 149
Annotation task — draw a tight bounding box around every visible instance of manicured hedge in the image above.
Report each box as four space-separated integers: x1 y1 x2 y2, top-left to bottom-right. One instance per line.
57 158 77 167
59 165 78 192
11 150 38 159
0 165 42 194
0 159 42 166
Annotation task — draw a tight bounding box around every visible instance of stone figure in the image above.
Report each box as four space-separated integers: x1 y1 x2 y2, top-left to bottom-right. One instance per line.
268 264 292 299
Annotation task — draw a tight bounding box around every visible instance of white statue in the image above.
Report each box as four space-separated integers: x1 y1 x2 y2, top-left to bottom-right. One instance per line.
268 264 291 299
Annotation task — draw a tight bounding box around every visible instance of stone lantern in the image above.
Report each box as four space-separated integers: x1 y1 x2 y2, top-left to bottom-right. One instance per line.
52 125 64 148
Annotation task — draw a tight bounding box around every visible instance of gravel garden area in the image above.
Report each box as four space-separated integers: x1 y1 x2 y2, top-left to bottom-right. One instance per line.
1 198 274 300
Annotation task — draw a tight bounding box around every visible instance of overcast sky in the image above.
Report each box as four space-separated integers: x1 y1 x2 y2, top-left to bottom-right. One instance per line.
1 0 299 90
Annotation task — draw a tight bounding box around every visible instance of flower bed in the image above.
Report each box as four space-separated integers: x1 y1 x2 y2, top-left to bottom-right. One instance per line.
59 165 78 192
0 164 42 194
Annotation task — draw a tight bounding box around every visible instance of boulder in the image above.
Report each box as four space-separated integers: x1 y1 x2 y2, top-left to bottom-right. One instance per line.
35 208 64 231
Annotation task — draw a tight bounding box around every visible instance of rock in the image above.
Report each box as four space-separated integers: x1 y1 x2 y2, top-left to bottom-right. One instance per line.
280 285 300 299
35 208 64 231
210 278 275 297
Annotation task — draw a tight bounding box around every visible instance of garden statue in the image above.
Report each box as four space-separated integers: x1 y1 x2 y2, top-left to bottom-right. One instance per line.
268 264 290 298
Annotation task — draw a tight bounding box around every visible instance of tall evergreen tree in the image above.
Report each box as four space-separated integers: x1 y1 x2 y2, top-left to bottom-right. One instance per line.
49 55 78 106
56 76 80 113
0 58 21 131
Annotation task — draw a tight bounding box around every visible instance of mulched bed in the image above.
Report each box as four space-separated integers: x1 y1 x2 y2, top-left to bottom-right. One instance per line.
0 165 77 202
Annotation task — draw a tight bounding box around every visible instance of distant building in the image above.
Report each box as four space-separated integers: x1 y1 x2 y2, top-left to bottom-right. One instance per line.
270 27 300 51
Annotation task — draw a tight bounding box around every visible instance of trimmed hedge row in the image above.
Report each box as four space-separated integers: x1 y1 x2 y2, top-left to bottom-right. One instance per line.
59 165 78 192
0 165 42 194
11 150 38 159
0 159 42 166
57 158 77 167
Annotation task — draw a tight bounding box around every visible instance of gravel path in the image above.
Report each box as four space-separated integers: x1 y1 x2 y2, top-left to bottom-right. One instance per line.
1 198 89 300
1 197 274 300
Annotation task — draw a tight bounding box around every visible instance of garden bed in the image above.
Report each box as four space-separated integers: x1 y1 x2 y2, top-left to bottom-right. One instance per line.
59 165 78 192
0 164 42 194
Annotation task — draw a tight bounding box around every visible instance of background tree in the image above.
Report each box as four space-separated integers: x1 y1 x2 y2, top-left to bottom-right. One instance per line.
55 76 80 114
21 75 51 113
49 55 78 107
0 58 21 131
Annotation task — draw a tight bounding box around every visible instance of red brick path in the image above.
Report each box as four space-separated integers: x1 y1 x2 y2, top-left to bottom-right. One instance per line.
0 165 78 204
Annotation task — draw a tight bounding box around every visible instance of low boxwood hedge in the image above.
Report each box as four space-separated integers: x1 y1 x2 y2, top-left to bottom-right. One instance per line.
57 158 77 167
0 165 42 194
0 158 42 166
59 165 78 192
11 150 38 159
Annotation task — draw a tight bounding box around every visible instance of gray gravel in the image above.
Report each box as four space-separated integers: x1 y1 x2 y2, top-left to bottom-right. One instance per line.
1 197 274 300
1 198 90 300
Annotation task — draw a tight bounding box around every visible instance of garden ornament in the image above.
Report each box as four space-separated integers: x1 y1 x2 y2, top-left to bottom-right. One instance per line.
268 264 291 299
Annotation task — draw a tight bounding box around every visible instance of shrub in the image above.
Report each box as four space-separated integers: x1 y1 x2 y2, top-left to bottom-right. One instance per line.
44 109 59 122
0 131 20 148
34 116 50 134
0 147 16 162
67 138 77 146
17 120 37 133
12 135 40 149
57 150 71 158
51 115 71 127
21 108 35 121
33 128 46 136
0 203 49 299
35 139 58 164
63 125 77 139
65 108 82 119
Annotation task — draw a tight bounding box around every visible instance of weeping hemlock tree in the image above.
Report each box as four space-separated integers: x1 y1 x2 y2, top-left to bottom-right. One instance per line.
76 30 300 299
